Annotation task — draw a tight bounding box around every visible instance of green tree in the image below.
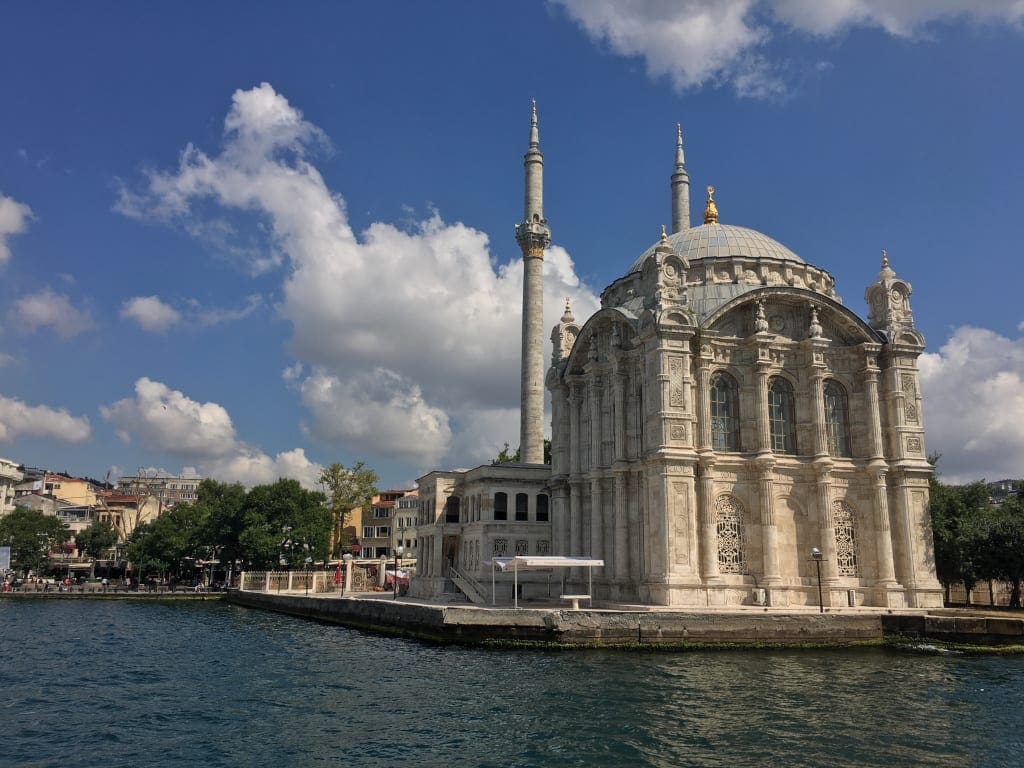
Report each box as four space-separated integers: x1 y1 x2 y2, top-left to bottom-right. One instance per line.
0 508 71 575
491 440 551 465
319 462 378 557
195 479 247 571
126 502 211 582
239 479 330 568
930 477 990 604
74 519 119 576
977 495 1024 608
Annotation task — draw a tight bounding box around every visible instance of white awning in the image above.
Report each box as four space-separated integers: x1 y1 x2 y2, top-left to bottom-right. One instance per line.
486 556 604 572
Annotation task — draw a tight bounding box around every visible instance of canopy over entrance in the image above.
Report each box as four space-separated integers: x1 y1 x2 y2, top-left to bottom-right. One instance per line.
485 556 605 608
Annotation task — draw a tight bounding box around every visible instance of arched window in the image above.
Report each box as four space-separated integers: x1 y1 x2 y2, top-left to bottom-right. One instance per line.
515 493 529 521
536 494 549 522
824 381 851 457
832 501 859 576
710 372 740 452
494 492 508 521
715 495 746 573
444 496 460 524
768 377 797 454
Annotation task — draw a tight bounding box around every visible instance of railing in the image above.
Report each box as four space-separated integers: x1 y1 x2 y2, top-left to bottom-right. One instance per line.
239 560 416 594
449 566 489 605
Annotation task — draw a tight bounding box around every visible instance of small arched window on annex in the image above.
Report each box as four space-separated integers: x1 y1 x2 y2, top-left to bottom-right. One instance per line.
515 493 529 521
714 495 747 574
444 496 461 524
536 493 549 522
710 370 741 452
832 500 859 577
768 376 797 455
823 380 852 458
494 492 508 521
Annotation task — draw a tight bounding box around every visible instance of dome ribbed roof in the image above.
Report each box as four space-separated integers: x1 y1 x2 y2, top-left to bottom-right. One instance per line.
627 224 804 275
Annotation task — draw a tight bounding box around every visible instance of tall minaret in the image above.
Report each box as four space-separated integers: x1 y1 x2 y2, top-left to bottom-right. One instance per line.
670 123 690 233
514 100 551 464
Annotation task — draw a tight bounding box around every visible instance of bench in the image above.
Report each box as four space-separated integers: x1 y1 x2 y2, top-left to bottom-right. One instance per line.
560 594 591 611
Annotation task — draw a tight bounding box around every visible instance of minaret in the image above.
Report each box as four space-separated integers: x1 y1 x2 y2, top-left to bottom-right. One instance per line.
514 100 551 464
670 123 690 233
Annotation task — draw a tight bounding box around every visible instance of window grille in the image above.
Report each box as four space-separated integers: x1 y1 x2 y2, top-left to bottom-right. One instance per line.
715 495 746 573
832 501 859 576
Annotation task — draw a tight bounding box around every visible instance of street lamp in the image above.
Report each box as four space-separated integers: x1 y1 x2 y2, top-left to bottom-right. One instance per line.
278 557 286 592
304 555 312 596
393 545 404 600
811 547 824 613
342 552 353 596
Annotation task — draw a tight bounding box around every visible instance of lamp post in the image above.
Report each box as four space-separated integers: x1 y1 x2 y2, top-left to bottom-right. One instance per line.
342 552 353 596
304 556 312 596
278 557 286 592
393 545 404 600
811 547 824 613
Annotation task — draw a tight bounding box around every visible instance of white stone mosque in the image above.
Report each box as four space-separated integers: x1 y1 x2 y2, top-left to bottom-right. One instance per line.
411 105 943 610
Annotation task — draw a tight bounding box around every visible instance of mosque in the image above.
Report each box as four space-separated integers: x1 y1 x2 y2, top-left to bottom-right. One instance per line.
411 105 943 610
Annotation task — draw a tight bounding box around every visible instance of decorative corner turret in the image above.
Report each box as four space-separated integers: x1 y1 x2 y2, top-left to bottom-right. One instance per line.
864 249 922 346
651 224 689 313
551 297 579 365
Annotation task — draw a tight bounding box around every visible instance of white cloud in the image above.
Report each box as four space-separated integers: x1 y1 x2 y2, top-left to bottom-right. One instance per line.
919 326 1024 484
117 83 601 471
120 293 262 332
0 393 91 443
552 0 1024 97
0 353 16 367
101 377 322 488
120 295 182 332
0 191 33 264
12 288 94 338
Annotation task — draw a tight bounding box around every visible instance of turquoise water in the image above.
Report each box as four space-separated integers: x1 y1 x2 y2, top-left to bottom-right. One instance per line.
3 600 1023 768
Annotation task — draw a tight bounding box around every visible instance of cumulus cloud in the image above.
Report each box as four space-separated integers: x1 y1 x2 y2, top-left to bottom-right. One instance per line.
919 326 1024 484
101 377 322 488
119 293 260 332
552 0 1024 97
120 295 182 332
117 83 600 471
0 393 91 443
0 191 32 263
11 288 94 338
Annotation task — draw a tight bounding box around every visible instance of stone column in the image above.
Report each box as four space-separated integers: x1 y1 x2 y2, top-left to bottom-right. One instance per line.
696 360 712 450
755 361 772 453
569 385 582 475
814 462 839 584
589 376 602 469
569 480 582 557
756 457 781 586
590 477 604 565
553 484 569 555
613 366 627 462
344 558 354 593
698 455 721 583
871 467 898 587
810 370 828 457
862 366 885 460
614 471 628 581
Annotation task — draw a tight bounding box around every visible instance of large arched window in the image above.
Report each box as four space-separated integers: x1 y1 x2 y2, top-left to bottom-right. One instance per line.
824 381 851 457
494 492 508 521
715 495 746 574
768 377 797 454
710 372 740 452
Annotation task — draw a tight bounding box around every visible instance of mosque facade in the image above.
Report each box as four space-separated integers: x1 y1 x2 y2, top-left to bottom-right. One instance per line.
412 108 943 610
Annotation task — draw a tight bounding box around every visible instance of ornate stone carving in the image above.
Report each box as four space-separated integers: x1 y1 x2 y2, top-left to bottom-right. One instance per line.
515 539 529 555
669 357 684 407
906 436 922 454
832 500 859 577
670 424 686 440
714 495 747 574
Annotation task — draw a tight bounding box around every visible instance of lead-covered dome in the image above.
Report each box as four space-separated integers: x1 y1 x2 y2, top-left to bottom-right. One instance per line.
627 223 803 276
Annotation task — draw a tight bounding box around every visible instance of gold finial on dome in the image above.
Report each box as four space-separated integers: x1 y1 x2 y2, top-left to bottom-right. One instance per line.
561 296 574 323
703 185 719 225
881 248 888 267
660 224 668 243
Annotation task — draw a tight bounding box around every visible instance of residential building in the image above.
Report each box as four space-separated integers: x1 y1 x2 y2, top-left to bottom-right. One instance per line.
0 457 22 515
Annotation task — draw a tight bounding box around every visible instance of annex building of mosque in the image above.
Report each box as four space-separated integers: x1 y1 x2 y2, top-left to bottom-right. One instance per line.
411 106 943 610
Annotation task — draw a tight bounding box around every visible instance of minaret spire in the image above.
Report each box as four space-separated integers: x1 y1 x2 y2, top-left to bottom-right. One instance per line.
671 123 690 233
515 101 551 464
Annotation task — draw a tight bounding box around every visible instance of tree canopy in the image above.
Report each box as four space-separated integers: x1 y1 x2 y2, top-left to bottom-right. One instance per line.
0 508 71 574
318 462 378 557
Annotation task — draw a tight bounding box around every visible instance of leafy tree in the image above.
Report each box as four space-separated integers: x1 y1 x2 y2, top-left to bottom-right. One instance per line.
319 462 378 557
239 479 330 568
492 440 551 465
977 495 1024 608
195 479 247 571
75 519 119 576
930 477 990 604
125 502 211 582
0 508 71 575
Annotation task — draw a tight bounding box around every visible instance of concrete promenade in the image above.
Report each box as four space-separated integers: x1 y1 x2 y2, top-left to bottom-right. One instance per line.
226 589 1024 648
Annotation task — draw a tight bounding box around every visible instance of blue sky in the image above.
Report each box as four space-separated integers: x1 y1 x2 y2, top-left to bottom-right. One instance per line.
1 1 1022 488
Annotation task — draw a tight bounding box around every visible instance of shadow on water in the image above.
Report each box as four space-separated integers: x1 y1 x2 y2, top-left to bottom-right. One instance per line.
3 600 1023 768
